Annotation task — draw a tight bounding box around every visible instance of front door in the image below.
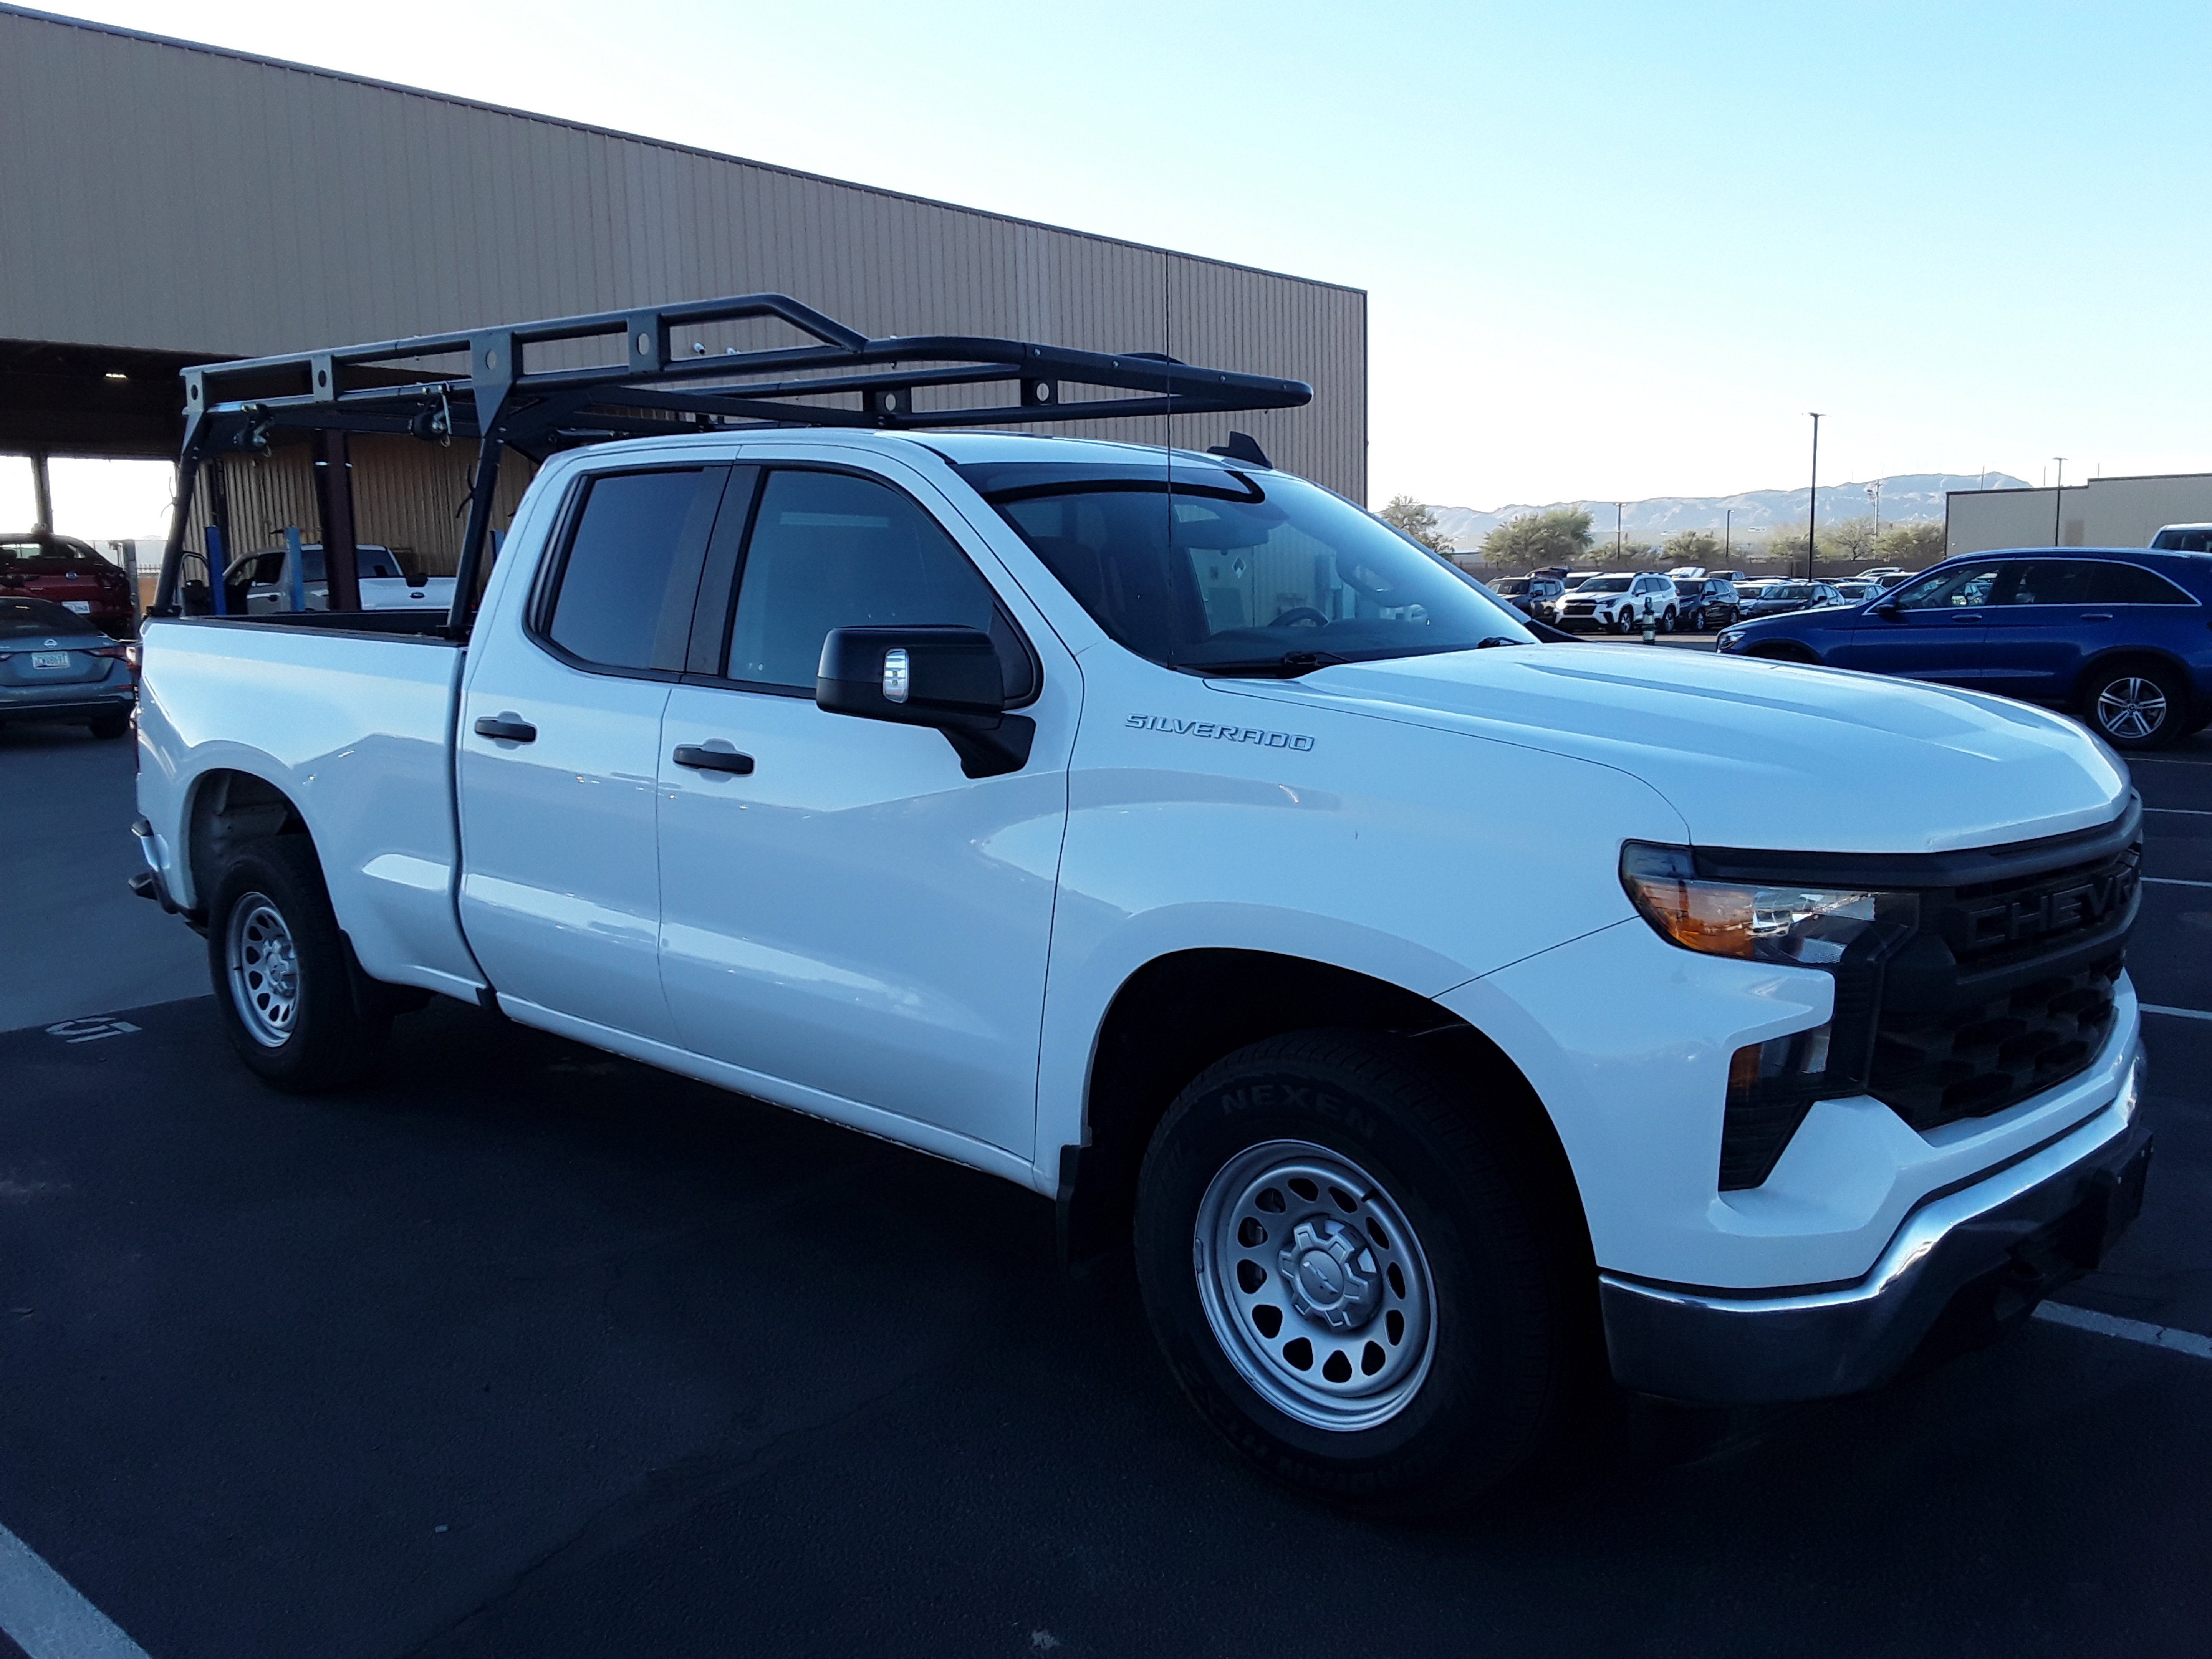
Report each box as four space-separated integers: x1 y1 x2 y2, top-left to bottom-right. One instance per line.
655 463 1071 1157
458 462 734 1043
1833 561 2000 684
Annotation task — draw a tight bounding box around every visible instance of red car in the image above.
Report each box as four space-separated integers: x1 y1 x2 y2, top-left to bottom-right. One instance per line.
0 533 137 637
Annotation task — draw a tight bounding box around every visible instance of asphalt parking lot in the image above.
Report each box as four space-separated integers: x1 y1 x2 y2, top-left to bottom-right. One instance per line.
2 712 2209 1658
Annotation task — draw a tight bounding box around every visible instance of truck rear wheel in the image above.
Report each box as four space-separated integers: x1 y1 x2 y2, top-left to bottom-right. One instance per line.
1134 1030 1578 1515
206 837 389 1091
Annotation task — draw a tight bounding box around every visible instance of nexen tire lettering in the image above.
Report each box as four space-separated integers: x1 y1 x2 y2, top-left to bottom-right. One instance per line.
1127 713 1315 751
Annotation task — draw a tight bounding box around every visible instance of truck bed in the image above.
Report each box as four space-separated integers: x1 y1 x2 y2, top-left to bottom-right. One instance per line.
136 616 484 1001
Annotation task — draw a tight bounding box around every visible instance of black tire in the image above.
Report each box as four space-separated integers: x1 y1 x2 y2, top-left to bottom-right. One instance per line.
205 836 389 1091
1659 607 1677 634
1134 1030 1588 1516
88 713 129 740
2078 661 2189 752
1612 611 1633 636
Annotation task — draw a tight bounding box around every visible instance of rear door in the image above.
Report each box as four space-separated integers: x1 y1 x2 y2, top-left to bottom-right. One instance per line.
458 462 734 1043
1832 561 1998 683
654 459 1074 1156
1975 558 2099 699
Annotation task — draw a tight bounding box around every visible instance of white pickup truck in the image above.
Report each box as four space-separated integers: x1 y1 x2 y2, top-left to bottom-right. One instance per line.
219 540 457 614
133 301 2151 1513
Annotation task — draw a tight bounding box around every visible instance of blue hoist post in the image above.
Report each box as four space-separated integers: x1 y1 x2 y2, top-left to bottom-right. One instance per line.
206 523 227 616
286 525 306 613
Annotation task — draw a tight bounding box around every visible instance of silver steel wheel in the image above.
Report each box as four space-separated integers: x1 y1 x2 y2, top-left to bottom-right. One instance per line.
2095 677 2167 742
1193 1139 1437 1433
225 893 301 1048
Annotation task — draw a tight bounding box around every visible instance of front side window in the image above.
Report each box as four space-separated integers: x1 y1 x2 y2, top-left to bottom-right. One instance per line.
960 462 1531 673
1892 565 2001 609
725 469 999 690
543 468 721 672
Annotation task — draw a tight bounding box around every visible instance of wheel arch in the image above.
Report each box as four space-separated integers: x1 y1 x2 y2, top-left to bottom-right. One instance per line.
184 766 314 911
1744 638 1820 664
1058 947 1589 1268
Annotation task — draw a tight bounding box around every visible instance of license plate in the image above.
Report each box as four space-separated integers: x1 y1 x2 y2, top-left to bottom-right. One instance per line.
31 651 70 669
61 600 91 614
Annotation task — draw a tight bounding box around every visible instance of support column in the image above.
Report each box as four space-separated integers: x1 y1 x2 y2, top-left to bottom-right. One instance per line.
29 452 53 534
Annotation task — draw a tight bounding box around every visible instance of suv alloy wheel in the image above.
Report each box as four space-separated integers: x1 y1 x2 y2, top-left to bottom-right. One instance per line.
2081 662 2187 752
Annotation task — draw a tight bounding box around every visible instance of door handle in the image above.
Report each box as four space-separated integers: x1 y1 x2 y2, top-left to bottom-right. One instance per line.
2081 612 2113 621
473 713 537 743
672 743 755 775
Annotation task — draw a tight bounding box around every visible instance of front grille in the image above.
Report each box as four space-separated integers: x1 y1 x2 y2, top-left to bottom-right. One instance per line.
1865 843 2139 1132
1869 955 2122 1131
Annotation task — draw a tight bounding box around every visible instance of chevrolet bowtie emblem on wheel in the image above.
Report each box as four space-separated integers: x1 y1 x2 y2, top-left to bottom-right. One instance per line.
1126 714 1315 751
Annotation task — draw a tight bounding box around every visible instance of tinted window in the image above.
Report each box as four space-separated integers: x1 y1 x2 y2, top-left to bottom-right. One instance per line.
2091 562 2195 605
545 469 719 672
1893 565 2000 609
725 470 998 690
1992 561 2095 605
1580 577 1632 593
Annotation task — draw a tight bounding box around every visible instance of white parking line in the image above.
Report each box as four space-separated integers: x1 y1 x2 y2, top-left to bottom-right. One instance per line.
0 1523 149 1659
2142 1004 2212 1023
2142 806 2212 816
2141 876 2212 889
2036 1301 2212 1362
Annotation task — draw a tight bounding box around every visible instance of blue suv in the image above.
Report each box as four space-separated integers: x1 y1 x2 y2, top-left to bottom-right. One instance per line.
1714 546 2212 750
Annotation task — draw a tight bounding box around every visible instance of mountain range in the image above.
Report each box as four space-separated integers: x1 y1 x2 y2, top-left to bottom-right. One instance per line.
1427 473 2028 551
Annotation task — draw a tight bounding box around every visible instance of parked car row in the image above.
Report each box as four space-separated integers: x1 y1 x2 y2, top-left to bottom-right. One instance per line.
1717 545 2212 750
1484 568 1889 634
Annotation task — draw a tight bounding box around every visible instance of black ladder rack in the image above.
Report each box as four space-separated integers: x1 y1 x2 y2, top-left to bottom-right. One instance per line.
156 292 1313 629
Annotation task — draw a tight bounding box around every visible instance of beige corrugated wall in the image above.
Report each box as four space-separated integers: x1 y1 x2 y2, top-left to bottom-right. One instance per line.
0 8 1364 507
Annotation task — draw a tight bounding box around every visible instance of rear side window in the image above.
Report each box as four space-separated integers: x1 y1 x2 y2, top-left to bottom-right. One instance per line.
724 469 998 690
1993 561 2095 605
2091 562 2195 606
0 596 84 635
543 468 723 672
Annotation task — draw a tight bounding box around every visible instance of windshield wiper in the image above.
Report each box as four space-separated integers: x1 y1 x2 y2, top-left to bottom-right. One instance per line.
1195 648 1356 678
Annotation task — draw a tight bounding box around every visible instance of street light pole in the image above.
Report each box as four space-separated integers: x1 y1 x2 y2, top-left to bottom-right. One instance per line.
1615 502 1624 561
1806 413 1823 580
1724 508 1733 565
2051 457 2066 545
1867 480 1882 549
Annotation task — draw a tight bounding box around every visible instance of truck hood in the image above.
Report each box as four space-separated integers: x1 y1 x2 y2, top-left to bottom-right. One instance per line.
1228 644 2129 854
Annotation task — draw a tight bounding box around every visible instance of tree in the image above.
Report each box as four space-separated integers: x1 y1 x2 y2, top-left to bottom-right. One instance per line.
1875 520 1946 567
1763 525 1812 570
1662 529 1722 566
1822 516 1879 568
1380 496 1456 555
1479 506 1594 568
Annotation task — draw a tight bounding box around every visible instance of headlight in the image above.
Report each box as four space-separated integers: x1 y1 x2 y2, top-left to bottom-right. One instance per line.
1717 630 1743 651
1619 843 1917 965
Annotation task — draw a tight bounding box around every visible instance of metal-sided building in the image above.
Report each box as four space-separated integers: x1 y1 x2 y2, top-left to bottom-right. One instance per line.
0 6 1366 575
1946 472 2212 558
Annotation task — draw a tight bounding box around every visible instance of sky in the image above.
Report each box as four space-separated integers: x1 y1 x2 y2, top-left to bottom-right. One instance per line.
15 0 2212 533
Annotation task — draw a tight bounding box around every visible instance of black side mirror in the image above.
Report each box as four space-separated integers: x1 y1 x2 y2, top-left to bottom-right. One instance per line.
816 625 1035 778
1872 598 1903 618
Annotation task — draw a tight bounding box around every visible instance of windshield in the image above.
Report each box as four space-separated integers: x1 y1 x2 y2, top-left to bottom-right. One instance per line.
1492 578 1530 594
1577 576 1632 593
958 462 1533 672
1762 584 1813 599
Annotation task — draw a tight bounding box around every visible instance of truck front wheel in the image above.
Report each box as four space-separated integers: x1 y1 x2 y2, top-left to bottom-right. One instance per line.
1134 1030 1578 1514
206 837 389 1091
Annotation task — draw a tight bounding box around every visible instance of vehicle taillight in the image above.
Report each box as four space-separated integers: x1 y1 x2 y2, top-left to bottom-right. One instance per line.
89 642 141 675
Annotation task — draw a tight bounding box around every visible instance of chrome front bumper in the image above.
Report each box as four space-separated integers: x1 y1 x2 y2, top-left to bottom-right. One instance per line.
1599 1046 2151 1404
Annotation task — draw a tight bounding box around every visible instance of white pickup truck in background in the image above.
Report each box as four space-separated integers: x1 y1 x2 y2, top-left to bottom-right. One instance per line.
220 540 456 614
131 299 2152 1513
